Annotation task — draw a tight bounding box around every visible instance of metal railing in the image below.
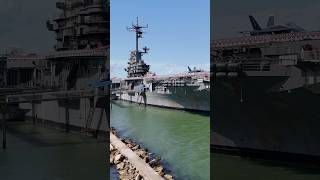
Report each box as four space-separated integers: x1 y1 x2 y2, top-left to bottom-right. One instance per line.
212 32 320 48
302 50 320 62
5 89 109 104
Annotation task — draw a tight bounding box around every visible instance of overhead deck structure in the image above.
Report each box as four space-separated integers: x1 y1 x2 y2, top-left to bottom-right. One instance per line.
213 31 320 48
211 15 320 159
1 0 110 148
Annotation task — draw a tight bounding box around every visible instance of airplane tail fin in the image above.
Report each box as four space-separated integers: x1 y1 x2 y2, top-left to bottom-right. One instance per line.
249 15 262 30
267 15 275 27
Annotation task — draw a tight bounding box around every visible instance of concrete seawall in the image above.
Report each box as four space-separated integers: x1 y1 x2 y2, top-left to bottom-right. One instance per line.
110 133 165 180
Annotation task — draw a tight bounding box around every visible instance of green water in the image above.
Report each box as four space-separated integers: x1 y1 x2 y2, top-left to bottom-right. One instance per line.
110 101 210 180
0 122 107 180
211 153 320 180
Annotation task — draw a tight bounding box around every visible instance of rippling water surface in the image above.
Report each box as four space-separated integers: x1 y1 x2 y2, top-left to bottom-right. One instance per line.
111 101 210 180
211 153 320 179
0 122 107 180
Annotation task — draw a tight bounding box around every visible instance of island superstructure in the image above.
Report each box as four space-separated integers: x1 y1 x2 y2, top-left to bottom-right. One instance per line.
115 18 210 112
212 15 320 158
1 0 110 134
46 0 109 51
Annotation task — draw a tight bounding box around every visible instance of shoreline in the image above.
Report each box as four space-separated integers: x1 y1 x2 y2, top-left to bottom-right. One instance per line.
112 99 210 116
110 127 174 180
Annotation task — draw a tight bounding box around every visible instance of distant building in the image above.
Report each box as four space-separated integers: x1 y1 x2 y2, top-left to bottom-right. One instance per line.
0 49 46 87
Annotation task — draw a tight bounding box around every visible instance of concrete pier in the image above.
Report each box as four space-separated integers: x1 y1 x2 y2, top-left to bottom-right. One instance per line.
110 133 164 180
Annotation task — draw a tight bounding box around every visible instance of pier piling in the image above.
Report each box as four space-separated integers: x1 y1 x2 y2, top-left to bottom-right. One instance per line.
65 99 70 132
32 102 36 125
2 112 6 149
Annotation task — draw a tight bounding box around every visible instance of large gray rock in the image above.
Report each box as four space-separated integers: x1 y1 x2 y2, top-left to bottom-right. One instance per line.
116 162 125 170
164 174 174 180
110 144 114 151
135 174 142 180
114 154 124 164
154 165 164 173
135 149 146 158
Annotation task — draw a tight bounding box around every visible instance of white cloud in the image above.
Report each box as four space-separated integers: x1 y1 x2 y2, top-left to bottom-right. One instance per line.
110 59 127 78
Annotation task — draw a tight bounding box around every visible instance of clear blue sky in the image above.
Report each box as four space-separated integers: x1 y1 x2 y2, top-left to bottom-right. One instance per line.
111 0 210 78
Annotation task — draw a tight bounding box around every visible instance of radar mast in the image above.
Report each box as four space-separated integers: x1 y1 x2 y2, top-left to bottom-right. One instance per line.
127 17 150 62
125 17 150 78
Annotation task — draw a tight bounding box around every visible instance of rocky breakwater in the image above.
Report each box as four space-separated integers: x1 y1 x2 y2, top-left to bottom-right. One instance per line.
110 128 174 180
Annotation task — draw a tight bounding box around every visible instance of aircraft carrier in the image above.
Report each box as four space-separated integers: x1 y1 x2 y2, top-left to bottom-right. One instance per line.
114 18 210 112
212 15 320 159
1 0 110 135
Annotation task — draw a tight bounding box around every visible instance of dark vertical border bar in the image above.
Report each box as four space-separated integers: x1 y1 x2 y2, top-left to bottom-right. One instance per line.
104 0 111 178
210 0 214 179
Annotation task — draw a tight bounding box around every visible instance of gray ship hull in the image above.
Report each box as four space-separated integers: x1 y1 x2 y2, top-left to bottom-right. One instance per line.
212 76 320 157
118 86 210 112
19 98 109 133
